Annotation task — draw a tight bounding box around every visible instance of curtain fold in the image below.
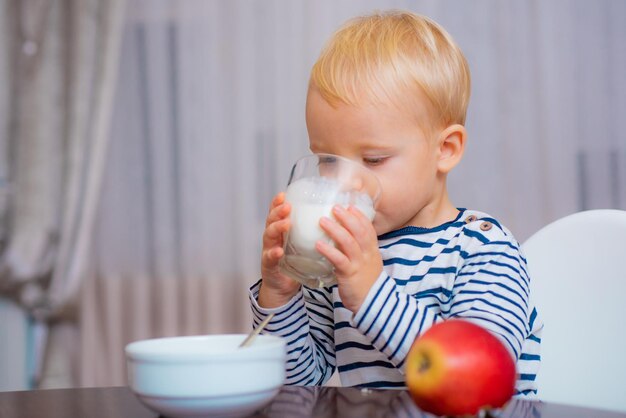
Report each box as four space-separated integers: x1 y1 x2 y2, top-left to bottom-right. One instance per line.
0 0 126 388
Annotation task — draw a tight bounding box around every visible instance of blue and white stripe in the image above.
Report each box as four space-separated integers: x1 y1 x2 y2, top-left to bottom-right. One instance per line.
250 209 543 396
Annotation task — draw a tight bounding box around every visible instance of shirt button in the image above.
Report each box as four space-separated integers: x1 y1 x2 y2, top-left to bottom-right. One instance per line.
480 221 492 231
465 215 477 224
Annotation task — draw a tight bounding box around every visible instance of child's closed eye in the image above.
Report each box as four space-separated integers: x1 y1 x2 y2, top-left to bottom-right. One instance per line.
363 157 387 166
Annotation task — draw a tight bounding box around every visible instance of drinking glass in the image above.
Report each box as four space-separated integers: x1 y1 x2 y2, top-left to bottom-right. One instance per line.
279 153 381 288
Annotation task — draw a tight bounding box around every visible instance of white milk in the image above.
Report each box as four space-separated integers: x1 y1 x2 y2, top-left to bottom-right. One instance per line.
282 176 376 286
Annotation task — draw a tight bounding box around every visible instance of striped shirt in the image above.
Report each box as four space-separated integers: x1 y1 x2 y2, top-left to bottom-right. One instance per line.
249 209 543 397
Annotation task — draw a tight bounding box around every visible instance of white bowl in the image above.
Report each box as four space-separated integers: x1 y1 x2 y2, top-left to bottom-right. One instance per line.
125 334 286 418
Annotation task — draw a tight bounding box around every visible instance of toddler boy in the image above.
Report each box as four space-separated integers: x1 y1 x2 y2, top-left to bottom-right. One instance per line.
250 10 542 396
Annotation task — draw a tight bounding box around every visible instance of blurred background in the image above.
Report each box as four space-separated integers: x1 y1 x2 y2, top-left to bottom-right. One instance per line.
1 0 624 391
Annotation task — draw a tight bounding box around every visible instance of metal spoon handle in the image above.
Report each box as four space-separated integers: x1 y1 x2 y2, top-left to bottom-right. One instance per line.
239 313 275 348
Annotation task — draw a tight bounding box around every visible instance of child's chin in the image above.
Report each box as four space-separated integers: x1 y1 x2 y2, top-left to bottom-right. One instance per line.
373 220 391 236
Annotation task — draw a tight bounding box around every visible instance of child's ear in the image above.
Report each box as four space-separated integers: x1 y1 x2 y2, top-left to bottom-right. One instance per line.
436 124 466 174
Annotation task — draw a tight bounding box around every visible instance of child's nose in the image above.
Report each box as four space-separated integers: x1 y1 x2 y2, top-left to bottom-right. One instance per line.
350 177 364 192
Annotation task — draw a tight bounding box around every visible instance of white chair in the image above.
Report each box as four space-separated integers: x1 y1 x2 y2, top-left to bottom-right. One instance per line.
522 209 626 413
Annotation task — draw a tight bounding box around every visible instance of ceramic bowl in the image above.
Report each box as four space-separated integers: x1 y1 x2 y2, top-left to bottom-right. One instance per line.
125 334 286 417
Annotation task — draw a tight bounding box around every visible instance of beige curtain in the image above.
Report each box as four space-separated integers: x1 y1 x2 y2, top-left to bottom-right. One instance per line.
78 274 252 386
0 0 125 388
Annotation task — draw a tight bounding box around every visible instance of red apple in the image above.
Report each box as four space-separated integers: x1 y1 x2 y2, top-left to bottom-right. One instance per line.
405 319 516 416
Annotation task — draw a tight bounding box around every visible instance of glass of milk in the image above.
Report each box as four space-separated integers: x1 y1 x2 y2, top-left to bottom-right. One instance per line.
279 154 382 288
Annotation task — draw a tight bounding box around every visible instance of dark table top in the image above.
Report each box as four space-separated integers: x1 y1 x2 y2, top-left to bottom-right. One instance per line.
0 386 624 418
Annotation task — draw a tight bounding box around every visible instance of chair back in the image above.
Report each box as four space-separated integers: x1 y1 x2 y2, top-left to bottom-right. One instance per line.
522 209 626 413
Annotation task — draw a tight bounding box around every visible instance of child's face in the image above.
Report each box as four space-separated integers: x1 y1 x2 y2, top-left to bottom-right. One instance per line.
306 87 445 235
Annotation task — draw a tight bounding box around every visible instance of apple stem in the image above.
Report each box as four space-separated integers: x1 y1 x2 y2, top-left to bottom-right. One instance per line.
478 408 496 418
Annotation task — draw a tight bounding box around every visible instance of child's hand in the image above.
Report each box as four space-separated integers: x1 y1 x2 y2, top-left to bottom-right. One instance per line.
258 192 301 308
317 205 383 314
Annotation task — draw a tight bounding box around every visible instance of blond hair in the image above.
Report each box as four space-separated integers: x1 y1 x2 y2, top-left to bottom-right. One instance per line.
310 10 471 128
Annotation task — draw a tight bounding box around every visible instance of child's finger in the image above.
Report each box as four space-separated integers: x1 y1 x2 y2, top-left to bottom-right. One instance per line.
332 205 368 242
265 192 286 224
316 240 351 274
262 246 284 267
265 202 291 227
348 204 372 226
263 218 290 246
270 192 285 210
319 215 360 262
347 205 378 242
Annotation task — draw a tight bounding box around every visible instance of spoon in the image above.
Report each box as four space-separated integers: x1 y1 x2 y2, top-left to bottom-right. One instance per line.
239 313 275 348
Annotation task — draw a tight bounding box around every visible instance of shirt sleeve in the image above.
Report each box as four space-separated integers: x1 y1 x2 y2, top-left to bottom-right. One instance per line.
249 280 336 385
350 227 531 371
446 235 531 360
350 271 439 373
